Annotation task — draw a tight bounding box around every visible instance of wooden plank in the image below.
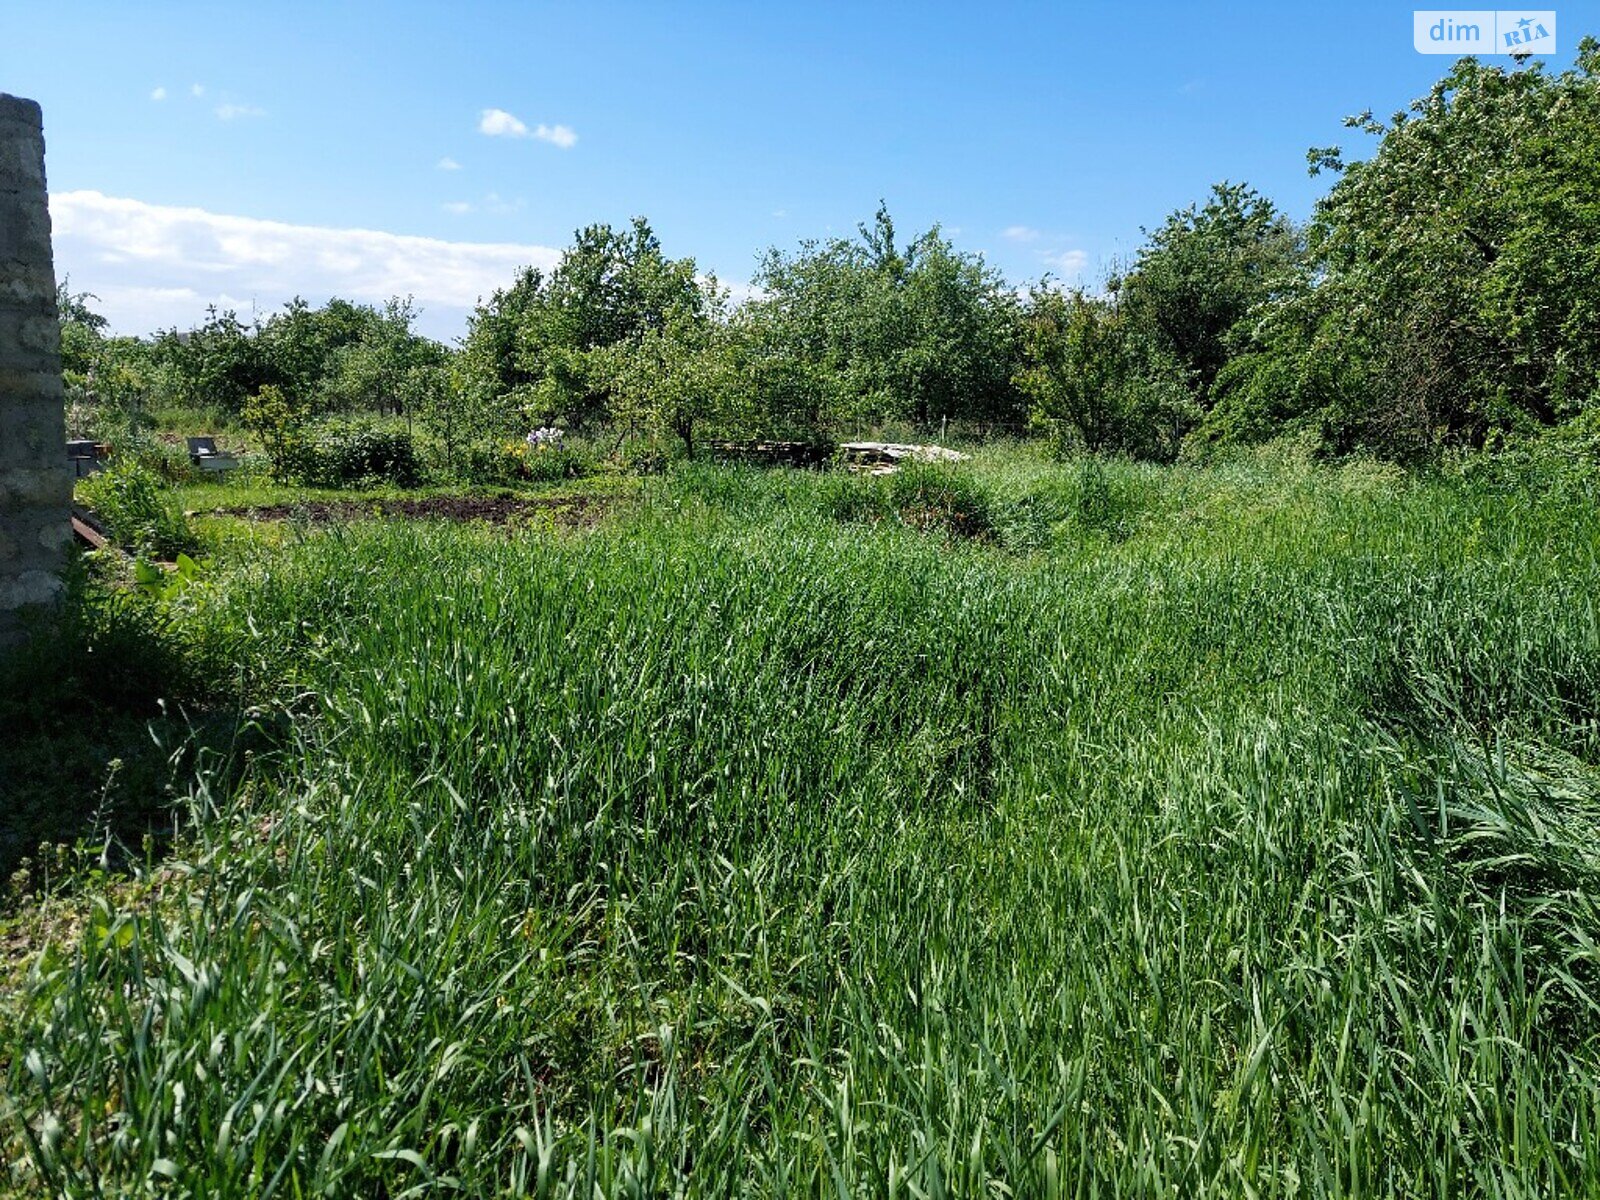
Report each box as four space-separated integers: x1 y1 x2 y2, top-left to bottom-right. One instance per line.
71 512 107 551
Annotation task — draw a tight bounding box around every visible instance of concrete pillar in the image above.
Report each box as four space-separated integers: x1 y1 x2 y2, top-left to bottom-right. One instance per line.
0 94 70 648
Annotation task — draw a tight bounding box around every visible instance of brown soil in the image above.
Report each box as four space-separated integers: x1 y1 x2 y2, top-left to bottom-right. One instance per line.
207 494 609 528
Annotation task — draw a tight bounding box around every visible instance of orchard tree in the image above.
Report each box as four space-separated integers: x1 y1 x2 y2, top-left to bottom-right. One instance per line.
148 307 270 414
1113 182 1302 405
455 218 708 432
319 298 449 417
746 204 1024 433
1016 286 1194 461
458 266 547 413
1208 39 1600 458
56 282 108 379
595 296 749 459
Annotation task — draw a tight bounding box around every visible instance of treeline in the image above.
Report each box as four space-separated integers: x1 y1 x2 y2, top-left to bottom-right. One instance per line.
62 41 1600 481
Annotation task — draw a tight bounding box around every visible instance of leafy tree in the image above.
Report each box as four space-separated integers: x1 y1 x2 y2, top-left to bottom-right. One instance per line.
239 383 315 481
147 307 270 414
459 218 709 433
319 298 449 417
1113 182 1303 406
53 286 163 446
595 302 749 459
411 363 474 477
745 204 1024 434
56 281 108 380
458 266 548 418
456 219 707 437
1016 287 1194 461
1210 40 1600 458
256 297 369 407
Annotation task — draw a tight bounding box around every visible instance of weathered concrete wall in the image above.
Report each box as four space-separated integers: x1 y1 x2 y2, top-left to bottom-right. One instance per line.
0 94 70 647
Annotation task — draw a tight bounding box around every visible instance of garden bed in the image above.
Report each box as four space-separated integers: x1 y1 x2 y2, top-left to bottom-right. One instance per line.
205 493 610 527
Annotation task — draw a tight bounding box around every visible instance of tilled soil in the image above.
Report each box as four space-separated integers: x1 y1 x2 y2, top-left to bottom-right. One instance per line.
206 494 609 527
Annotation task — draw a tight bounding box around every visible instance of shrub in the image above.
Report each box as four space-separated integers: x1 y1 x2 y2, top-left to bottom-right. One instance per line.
889 464 993 540
455 438 594 486
240 384 314 483
240 391 421 487
297 421 422 488
77 459 198 559
129 439 203 484
818 463 994 541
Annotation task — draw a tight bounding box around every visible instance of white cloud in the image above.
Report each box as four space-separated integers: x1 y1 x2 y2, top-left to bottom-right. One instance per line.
533 123 577 149
1002 225 1040 242
215 103 266 121
436 156 462 171
190 83 205 97
479 108 577 148
1040 248 1089 278
479 107 529 137
49 190 562 340
719 277 765 306
150 86 167 102
484 191 525 214
441 192 524 217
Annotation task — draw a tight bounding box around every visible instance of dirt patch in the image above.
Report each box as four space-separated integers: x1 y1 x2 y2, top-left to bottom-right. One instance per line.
206 493 610 528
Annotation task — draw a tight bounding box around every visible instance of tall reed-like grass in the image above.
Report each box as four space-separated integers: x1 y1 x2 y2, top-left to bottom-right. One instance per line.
6 452 1600 1196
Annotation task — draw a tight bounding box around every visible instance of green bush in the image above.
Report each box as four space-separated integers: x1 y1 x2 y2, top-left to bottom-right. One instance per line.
813 471 891 525
521 443 593 483
129 439 203 484
454 439 594 486
888 463 994 540
77 459 198 559
817 463 994 541
297 421 422 488
239 383 314 483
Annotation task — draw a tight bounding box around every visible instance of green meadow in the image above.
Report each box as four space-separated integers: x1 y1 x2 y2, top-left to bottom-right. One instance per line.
5 446 1600 1196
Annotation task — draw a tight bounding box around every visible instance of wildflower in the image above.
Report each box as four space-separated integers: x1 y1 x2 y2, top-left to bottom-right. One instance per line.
525 427 565 451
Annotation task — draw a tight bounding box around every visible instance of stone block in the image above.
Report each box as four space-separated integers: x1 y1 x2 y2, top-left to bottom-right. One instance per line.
0 368 64 403
0 308 61 359
1 568 65 610
0 466 71 507
0 406 67 465
0 134 45 189
34 518 71 553
0 260 56 306
0 198 52 265
0 95 44 130
0 92 67 642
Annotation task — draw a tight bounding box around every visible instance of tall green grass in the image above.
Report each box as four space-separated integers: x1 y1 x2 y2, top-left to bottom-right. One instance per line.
6 452 1600 1196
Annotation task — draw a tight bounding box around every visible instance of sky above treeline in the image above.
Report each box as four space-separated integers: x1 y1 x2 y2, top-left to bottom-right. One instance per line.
7 1 1596 341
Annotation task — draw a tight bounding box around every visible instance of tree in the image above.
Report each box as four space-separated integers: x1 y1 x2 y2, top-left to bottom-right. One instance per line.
455 218 710 434
745 204 1024 434
1113 182 1302 406
147 307 270 414
1209 39 1600 458
456 219 707 435
1016 287 1194 461
319 298 449 417
593 293 749 459
56 281 108 379
459 267 547 407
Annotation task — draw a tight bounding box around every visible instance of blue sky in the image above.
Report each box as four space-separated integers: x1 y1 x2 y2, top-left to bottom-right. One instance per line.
6 1 1595 339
